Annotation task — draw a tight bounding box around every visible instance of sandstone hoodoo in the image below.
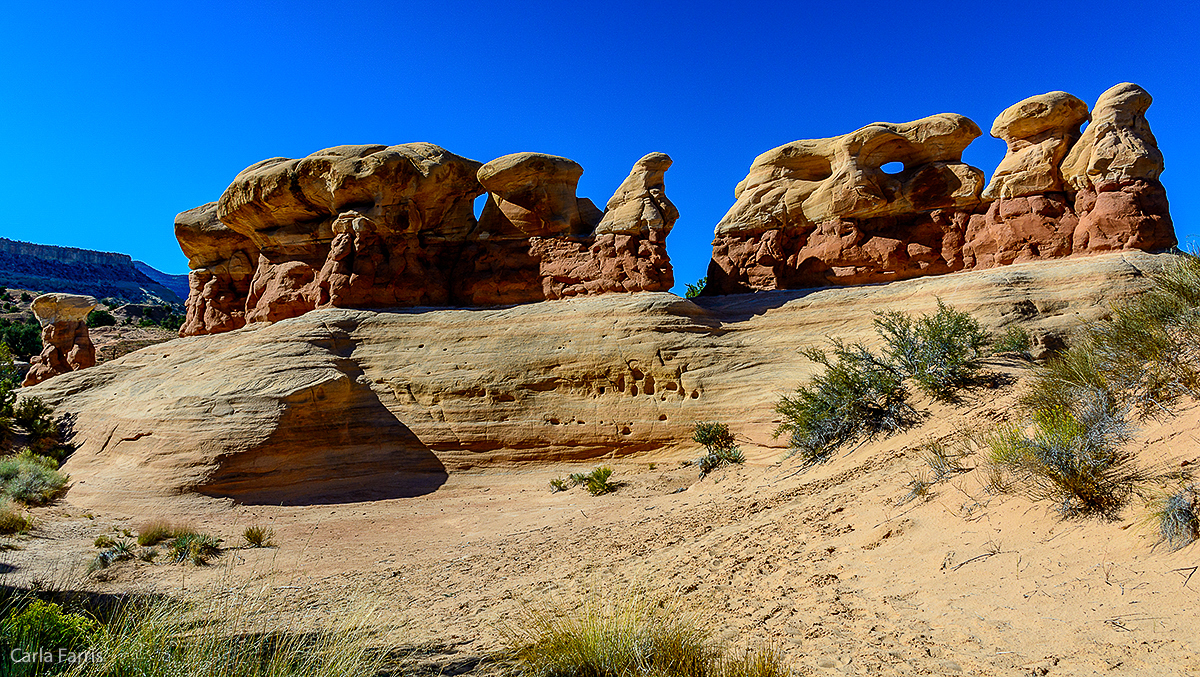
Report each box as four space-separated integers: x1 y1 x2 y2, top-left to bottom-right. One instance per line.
706 83 1175 294
21 293 98 387
178 145 677 336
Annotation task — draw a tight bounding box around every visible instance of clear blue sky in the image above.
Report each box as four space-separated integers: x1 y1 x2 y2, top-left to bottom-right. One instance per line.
2 1 1197 292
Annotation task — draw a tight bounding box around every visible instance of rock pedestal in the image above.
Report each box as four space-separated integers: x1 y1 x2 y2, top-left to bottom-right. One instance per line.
22 293 98 387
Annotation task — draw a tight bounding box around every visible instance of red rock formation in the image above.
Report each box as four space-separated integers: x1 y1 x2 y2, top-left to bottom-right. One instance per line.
707 83 1175 294
22 294 98 387
179 146 677 335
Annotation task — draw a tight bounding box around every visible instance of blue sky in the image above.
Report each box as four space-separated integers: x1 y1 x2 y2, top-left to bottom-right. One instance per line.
1 1 1196 292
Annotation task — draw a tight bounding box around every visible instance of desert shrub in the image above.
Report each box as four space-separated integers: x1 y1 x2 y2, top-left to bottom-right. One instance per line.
86 309 117 328
875 300 990 400
992 325 1032 354
160 313 184 332
774 339 914 463
1024 253 1200 419
13 397 54 430
242 525 275 548
685 277 708 299
549 478 570 493
501 592 791 677
167 532 222 565
986 398 1148 518
584 467 616 496
0 451 69 505
93 535 116 549
0 599 98 667
61 589 387 677
0 318 40 358
0 502 33 535
136 521 193 547
19 293 30 302
693 422 745 476
1145 485 1198 551
90 539 136 572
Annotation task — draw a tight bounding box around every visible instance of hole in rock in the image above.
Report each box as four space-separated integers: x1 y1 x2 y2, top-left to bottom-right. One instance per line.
630 385 639 396
473 193 488 220
881 161 905 174
620 426 631 435
658 414 667 421
690 390 700 399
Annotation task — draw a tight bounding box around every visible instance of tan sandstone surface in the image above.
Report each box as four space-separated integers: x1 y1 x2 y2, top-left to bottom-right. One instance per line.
24 251 1172 512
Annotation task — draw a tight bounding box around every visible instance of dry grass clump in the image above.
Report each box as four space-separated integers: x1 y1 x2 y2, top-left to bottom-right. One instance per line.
57 586 389 677
985 399 1153 518
694 422 745 476
0 501 33 535
1144 484 1199 551
501 592 790 677
136 520 195 546
242 525 275 548
1023 252 1200 418
0 450 69 505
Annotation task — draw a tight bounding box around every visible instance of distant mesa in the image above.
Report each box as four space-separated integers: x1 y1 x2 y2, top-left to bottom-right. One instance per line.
0 238 183 306
178 146 677 336
705 82 1174 294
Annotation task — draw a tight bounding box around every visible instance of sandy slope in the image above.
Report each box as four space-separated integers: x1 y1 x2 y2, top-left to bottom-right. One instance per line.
6 357 1199 676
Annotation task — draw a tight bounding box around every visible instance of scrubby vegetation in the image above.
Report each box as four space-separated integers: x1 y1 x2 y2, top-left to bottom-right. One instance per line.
243 525 275 548
992 325 1032 355
136 520 194 546
0 315 40 359
985 402 1149 518
1 598 99 673
501 592 791 677
1023 252 1200 419
0 451 69 506
693 422 745 476
167 532 223 565
775 301 989 464
685 277 708 299
85 309 116 328
550 467 617 495
1143 484 1199 551
0 501 33 534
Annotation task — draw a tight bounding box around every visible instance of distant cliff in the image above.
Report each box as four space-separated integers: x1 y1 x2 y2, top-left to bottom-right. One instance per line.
0 238 183 306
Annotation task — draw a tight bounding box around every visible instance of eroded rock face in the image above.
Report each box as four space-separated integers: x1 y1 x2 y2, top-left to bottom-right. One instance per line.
710 84 1174 293
23 252 1170 511
708 114 985 292
22 293 98 387
180 147 677 334
176 203 258 336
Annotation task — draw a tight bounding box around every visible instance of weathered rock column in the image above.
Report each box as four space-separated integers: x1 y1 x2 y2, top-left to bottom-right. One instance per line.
22 293 98 387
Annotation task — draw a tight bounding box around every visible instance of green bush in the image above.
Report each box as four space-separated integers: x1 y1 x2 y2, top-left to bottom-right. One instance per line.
90 539 136 572
502 592 791 677
693 422 745 475
19 293 31 303
1 600 98 657
685 277 708 299
775 302 989 463
774 339 914 463
584 467 616 496
549 478 571 493
167 532 222 565
0 451 70 505
1024 252 1200 419
986 400 1148 518
0 318 41 358
874 299 989 400
86 309 117 328
992 325 1032 354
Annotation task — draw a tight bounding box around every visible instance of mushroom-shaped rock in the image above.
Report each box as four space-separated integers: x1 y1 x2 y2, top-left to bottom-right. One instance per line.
22 293 98 387
476 153 597 238
176 202 258 336
1062 83 1164 191
982 91 1089 199
596 153 680 236
707 114 984 294
716 113 983 236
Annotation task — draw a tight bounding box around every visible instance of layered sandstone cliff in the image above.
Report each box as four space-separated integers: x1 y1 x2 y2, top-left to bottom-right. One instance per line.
706 83 1174 294
24 251 1171 511
178 146 677 336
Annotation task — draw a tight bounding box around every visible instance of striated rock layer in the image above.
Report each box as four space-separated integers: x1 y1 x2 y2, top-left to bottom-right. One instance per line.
24 251 1172 511
707 83 1175 294
22 293 98 387
178 146 677 335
